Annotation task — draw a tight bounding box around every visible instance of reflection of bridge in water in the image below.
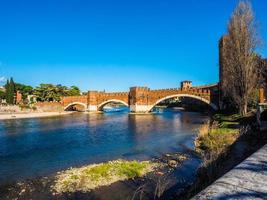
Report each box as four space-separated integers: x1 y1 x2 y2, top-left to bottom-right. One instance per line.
61 81 219 113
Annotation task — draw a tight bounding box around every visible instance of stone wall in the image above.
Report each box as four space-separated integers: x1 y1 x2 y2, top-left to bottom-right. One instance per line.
35 102 63 112
0 105 22 113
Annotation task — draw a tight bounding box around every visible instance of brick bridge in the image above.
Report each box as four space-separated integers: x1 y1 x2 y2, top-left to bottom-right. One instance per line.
61 81 219 113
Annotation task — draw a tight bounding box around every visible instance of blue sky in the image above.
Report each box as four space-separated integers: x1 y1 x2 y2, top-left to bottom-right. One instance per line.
0 0 266 92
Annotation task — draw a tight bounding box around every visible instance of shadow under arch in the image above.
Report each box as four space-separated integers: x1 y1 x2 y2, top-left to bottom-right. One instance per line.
98 99 129 111
64 102 87 111
148 94 218 112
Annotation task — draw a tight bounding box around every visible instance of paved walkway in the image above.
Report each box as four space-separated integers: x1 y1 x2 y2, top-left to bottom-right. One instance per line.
192 144 267 200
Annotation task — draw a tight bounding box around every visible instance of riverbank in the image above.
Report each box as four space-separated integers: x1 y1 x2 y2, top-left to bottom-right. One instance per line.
0 111 74 120
0 152 191 200
172 113 267 199
192 144 267 199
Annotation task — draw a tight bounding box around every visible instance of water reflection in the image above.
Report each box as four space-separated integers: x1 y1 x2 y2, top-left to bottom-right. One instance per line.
0 109 208 184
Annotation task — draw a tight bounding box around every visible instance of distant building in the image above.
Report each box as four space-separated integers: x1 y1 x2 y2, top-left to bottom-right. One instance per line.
1 99 7 105
16 91 23 104
27 95 37 103
219 35 230 102
260 58 267 102
0 86 5 92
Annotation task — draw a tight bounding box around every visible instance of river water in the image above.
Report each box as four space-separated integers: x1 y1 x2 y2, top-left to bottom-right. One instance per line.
0 108 208 185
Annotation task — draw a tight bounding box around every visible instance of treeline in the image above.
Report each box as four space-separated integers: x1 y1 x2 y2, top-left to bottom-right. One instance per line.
1 78 81 105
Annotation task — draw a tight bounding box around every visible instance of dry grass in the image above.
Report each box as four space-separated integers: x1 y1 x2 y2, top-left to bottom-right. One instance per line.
52 159 157 194
195 120 239 156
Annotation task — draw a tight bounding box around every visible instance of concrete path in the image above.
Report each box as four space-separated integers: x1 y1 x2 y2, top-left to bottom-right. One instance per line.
192 144 267 200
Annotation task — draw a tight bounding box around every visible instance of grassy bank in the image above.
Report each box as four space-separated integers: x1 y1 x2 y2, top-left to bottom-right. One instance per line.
195 114 240 158
172 112 267 199
53 159 156 194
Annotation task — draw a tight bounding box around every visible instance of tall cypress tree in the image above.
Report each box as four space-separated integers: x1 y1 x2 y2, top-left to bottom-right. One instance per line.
9 77 15 105
5 79 10 104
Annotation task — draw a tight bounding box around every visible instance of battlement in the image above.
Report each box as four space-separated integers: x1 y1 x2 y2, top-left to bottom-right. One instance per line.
99 92 129 96
130 87 150 91
151 88 179 92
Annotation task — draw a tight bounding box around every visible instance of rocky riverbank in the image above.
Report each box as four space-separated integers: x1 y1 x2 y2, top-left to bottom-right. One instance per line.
0 152 193 200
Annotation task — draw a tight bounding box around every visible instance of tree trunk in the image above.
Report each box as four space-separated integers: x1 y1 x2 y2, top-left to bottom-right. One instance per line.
240 100 248 116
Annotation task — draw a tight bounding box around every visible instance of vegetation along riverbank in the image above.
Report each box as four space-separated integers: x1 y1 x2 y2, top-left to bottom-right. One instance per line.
172 112 267 199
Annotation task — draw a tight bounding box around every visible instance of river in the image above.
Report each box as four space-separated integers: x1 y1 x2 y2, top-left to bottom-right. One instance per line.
0 108 208 186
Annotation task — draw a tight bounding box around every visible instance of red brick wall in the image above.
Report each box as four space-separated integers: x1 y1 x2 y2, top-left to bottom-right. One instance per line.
35 102 63 112
16 91 23 104
61 95 88 107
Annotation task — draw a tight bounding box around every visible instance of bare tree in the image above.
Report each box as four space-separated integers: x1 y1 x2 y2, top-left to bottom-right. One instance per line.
222 1 262 115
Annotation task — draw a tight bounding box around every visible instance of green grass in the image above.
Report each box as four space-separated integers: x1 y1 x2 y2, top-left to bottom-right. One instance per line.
197 127 239 154
214 113 242 122
196 114 240 156
53 160 156 193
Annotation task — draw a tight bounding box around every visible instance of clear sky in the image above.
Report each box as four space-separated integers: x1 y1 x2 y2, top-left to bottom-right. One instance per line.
0 0 266 92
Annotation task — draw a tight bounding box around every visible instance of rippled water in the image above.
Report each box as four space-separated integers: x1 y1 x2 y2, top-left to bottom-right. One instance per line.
0 108 208 184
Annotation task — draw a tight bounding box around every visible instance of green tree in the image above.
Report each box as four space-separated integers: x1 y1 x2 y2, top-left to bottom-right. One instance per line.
5 79 10 103
34 84 61 102
15 83 34 101
0 90 5 100
33 84 81 102
67 86 81 96
9 77 15 104
5 78 15 104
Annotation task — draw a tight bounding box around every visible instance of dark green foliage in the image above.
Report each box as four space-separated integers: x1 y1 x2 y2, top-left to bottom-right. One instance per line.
9 78 15 104
3 78 81 103
5 78 15 105
15 83 33 100
0 91 5 99
68 86 81 96
33 84 81 102
5 79 10 103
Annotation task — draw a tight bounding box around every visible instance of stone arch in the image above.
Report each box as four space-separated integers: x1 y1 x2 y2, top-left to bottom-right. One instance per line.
98 99 129 111
148 94 218 112
64 102 87 111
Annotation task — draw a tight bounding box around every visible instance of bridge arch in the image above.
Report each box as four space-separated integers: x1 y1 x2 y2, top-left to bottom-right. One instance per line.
64 102 87 111
148 94 218 112
98 99 129 111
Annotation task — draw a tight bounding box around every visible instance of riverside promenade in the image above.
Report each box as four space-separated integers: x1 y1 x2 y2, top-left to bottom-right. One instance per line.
192 144 267 200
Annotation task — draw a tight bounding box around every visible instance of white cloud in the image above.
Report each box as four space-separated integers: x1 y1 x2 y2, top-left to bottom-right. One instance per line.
0 76 6 82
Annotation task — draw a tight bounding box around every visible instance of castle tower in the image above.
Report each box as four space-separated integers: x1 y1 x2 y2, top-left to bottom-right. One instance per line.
180 80 192 90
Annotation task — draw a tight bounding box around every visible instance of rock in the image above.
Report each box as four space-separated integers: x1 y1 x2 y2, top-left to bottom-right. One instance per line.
156 171 164 176
19 188 26 196
177 155 187 161
168 160 177 168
